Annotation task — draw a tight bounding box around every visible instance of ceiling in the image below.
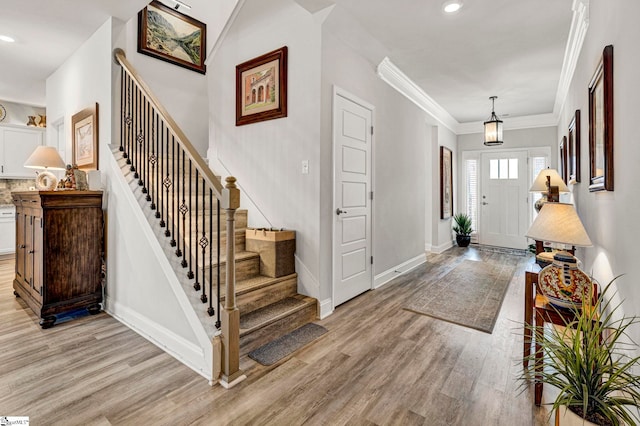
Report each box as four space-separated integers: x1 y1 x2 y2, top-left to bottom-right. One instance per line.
1 0 574 125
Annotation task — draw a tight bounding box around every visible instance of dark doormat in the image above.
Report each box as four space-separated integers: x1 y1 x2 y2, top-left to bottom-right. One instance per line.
248 323 328 366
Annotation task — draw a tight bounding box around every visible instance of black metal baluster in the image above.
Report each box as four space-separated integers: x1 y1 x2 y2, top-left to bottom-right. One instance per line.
149 111 157 210
125 76 131 163
120 68 125 153
216 199 221 329
200 177 208 304
187 160 194 278
170 135 176 246
159 120 165 227
131 85 137 174
208 188 214 316
164 125 172 238
193 170 200 290
144 100 150 199
154 113 160 217
179 151 187 263
137 95 145 188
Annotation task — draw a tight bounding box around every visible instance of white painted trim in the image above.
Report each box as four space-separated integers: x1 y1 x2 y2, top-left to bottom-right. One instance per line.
377 57 458 134
106 297 209 380
319 298 333 319
553 0 590 116
374 253 426 289
295 254 320 301
432 240 454 254
424 243 433 253
218 373 247 389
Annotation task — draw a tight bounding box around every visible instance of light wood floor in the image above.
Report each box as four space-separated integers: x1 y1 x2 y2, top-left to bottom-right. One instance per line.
0 248 550 425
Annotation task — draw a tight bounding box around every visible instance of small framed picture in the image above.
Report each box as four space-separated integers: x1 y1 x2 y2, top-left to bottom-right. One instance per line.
236 46 288 126
568 110 581 183
588 45 614 192
560 136 568 184
440 146 453 219
72 103 99 171
138 1 206 74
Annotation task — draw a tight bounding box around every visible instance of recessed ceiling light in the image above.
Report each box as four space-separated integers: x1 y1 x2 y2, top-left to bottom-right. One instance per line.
0 35 15 43
442 0 463 13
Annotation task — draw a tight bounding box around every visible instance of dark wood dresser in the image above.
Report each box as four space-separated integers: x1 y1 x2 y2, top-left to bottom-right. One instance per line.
12 191 104 328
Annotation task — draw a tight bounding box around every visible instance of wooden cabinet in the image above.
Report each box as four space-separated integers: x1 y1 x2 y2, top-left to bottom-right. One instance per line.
0 124 45 178
12 191 104 328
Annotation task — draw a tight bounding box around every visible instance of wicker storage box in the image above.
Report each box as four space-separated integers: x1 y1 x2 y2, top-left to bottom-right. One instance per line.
245 229 296 278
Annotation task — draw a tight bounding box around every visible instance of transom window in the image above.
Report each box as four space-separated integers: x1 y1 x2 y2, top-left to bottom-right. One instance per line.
489 158 519 180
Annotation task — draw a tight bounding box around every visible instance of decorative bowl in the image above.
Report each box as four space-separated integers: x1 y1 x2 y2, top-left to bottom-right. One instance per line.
538 252 591 309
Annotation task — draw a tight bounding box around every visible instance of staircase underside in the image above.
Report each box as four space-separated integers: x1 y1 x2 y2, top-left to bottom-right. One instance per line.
113 146 318 366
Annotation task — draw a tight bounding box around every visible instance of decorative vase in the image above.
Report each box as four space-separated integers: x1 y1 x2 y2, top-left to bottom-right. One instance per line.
456 235 471 247
38 114 47 127
538 251 591 309
27 116 37 126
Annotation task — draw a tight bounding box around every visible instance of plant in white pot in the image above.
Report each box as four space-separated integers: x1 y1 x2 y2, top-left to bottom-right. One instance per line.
452 213 472 247
520 278 640 425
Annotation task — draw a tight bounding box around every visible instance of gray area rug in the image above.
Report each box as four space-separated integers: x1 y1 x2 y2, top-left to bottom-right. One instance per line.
248 323 328 366
473 244 529 257
404 257 518 333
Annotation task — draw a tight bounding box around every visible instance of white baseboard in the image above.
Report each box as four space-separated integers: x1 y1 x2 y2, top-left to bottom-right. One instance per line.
432 240 454 254
424 243 433 253
106 297 209 381
318 298 333 319
374 253 427 289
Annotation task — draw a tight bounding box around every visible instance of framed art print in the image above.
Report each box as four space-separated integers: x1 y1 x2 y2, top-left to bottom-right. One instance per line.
440 146 453 219
568 110 581 183
236 46 288 126
72 103 99 170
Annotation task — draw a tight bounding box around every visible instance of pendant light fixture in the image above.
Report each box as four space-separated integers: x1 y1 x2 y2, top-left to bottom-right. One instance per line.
483 96 503 146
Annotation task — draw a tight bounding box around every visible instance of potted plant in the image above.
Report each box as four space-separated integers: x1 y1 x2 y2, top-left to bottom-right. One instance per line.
521 278 640 426
452 212 472 247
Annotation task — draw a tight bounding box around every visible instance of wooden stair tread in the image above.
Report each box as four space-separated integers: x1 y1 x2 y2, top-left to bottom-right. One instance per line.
240 295 315 335
220 273 298 299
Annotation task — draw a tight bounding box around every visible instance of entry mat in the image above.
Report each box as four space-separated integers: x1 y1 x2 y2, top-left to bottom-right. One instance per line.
248 323 328 366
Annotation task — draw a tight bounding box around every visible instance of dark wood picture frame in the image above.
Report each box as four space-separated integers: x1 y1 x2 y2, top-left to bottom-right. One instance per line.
72 103 99 171
588 45 614 192
559 136 568 184
440 146 453 219
568 110 581 183
236 46 288 126
138 1 207 74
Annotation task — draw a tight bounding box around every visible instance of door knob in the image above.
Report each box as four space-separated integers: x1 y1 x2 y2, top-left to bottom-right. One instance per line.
336 208 347 215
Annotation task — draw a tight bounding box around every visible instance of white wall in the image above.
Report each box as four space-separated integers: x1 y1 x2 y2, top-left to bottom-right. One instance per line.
208 0 323 299
0 101 45 127
432 125 457 253
321 26 430 289
46 18 213 379
557 0 640 340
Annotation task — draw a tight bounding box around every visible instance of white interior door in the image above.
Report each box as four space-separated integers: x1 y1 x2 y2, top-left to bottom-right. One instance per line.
333 89 373 307
480 151 528 249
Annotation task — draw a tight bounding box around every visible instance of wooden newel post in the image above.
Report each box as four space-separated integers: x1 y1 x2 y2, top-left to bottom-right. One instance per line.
219 176 246 388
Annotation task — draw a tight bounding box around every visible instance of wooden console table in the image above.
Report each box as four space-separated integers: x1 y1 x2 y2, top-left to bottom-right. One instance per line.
523 268 599 406
12 191 104 328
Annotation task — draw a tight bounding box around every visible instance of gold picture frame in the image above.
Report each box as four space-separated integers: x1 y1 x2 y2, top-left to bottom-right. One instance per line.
72 103 99 171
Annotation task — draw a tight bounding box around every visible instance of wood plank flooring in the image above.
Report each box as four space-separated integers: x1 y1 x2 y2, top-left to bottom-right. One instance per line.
0 248 551 425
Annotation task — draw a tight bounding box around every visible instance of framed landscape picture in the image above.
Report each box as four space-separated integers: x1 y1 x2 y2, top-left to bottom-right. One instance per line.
588 45 614 192
138 1 206 74
236 46 288 126
440 146 453 219
72 103 99 171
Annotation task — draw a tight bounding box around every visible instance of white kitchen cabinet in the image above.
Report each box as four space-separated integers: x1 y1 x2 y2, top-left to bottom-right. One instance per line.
0 123 45 178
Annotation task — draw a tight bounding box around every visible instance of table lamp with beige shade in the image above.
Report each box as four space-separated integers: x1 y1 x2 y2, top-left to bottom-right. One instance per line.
529 167 570 212
24 146 66 191
525 202 593 308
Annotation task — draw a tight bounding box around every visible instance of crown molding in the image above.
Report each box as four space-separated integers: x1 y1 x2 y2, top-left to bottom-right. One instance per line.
456 113 559 135
377 57 459 133
553 0 590 115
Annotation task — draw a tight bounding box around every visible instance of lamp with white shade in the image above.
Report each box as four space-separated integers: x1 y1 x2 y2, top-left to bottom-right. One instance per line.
24 146 66 191
530 167 569 212
525 202 593 308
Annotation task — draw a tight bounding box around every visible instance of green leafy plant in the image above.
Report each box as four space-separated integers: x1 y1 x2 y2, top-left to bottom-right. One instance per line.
452 213 473 236
521 278 640 425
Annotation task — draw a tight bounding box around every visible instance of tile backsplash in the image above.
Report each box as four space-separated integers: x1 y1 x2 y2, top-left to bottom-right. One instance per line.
0 179 36 205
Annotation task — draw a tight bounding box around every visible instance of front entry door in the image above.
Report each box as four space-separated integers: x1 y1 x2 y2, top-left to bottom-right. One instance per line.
333 89 373 307
480 151 528 249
